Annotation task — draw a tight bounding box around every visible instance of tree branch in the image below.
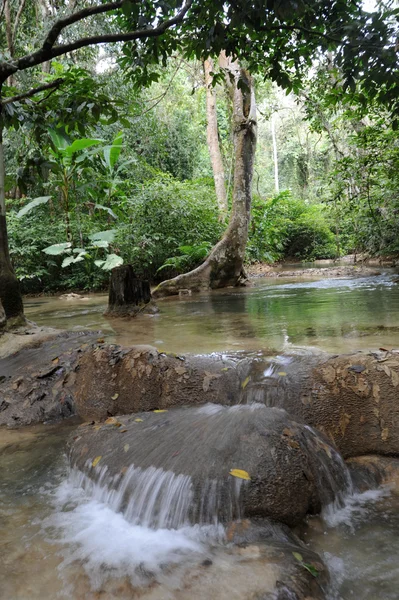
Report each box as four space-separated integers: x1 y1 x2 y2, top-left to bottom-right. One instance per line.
42 0 124 50
1 78 64 105
1 0 192 79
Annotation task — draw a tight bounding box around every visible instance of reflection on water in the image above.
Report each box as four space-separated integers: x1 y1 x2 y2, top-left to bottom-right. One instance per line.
25 272 399 353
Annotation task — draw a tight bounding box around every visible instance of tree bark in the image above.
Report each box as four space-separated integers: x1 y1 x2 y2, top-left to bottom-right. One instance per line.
153 62 257 298
0 125 24 323
204 58 228 214
105 264 157 317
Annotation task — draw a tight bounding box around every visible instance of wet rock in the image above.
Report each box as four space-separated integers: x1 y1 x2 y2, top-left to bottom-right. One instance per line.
347 455 399 491
293 351 399 458
69 404 349 526
0 331 97 427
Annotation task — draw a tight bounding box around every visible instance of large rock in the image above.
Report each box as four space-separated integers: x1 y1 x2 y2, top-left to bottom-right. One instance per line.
74 343 251 421
69 404 349 527
294 351 399 458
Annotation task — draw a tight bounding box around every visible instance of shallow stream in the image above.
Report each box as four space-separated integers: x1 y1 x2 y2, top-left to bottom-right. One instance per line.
2 270 399 599
25 271 399 354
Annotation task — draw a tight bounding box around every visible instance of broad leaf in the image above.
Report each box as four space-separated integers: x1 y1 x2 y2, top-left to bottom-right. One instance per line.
66 138 102 155
61 254 85 267
88 229 116 243
94 204 117 219
103 133 123 171
43 242 71 255
101 253 123 270
48 129 70 151
16 196 52 218
91 239 109 248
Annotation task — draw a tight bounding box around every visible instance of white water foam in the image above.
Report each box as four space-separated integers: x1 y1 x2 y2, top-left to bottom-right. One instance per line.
42 465 225 590
322 486 392 528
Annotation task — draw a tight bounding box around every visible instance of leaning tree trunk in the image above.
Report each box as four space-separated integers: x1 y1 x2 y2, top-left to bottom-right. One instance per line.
153 62 257 298
204 58 228 215
0 124 24 324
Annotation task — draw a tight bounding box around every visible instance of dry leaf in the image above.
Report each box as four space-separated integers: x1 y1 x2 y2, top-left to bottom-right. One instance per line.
124 444 130 453
92 456 102 467
278 371 287 377
154 409 168 413
111 393 119 400
229 468 251 481
135 418 143 422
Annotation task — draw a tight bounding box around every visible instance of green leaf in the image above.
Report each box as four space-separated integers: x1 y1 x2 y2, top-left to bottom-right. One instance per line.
61 254 85 267
43 242 71 256
101 253 123 271
88 229 116 243
94 204 118 219
48 129 70 151
103 132 123 171
91 239 109 248
65 138 102 155
16 196 52 218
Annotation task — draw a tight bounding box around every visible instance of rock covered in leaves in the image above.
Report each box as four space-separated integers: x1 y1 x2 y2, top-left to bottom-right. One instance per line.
69 403 349 526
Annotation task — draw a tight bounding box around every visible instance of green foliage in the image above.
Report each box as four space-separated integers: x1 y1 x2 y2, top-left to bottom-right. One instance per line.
116 178 223 280
158 242 212 274
247 192 337 263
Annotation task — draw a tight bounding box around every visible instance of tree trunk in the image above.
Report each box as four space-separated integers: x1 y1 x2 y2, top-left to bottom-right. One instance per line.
153 63 257 298
203 58 228 214
0 125 24 324
105 264 157 317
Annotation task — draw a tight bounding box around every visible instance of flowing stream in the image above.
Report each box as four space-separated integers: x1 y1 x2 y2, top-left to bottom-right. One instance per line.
2 270 399 598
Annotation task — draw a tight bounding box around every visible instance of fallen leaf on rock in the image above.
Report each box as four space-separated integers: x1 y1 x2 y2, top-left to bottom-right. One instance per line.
154 409 167 413
241 376 250 389
92 456 102 467
134 418 143 422
111 393 119 400
277 371 287 377
229 468 251 481
105 417 122 426
124 444 130 453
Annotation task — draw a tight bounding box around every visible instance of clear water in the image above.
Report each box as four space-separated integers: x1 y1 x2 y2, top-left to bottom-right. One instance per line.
0 425 281 600
25 272 399 354
302 487 399 599
3 269 399 598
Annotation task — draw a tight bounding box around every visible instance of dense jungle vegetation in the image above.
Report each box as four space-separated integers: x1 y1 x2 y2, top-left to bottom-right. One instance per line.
1 0 398 295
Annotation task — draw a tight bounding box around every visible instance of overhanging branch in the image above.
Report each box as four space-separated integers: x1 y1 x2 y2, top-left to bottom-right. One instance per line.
1 0 192 80
1 78 65 105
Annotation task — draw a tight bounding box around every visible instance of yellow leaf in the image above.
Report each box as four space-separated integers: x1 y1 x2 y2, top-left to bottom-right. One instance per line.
229 468 251 481
293 552 303 562
92 456 102 468
278 371 287 377
124 444 130 453
241 376 250 389
135 418 143 422
111 393 119 400
154 409 168 413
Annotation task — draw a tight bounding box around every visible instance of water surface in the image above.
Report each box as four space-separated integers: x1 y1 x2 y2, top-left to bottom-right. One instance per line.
25 272 399 354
